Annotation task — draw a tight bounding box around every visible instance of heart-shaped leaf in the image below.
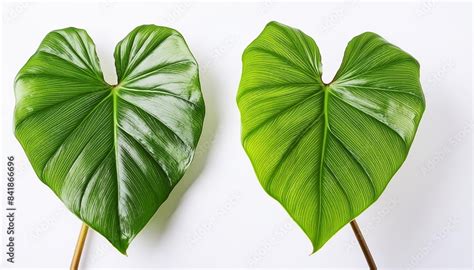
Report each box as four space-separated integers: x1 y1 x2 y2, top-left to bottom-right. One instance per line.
237 21 425 252
14 25 205 254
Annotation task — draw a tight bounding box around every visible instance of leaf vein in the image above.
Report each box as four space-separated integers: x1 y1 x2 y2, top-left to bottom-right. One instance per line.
246 47 318 81
330 92 407 147
118 96 192 149
324 164 354 217
41 93 112 179
265 113 324 189
122 60 195 85
243 91 323 143
328 131 377 198
118 125 171 191
119 86 199 108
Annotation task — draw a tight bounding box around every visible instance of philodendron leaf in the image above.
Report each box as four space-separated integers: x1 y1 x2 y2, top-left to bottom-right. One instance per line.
14 25 205 254
237 21 425 252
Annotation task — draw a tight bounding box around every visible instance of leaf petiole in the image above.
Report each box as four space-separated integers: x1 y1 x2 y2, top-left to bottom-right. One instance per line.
350 220 377 270
70 223 89 270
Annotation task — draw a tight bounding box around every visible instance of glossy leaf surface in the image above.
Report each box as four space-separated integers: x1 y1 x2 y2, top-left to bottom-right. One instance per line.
14 25 205 254
237 21 425 252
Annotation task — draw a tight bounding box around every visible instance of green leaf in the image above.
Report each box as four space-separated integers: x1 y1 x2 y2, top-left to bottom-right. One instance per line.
14 25 205 254
237 21 425 252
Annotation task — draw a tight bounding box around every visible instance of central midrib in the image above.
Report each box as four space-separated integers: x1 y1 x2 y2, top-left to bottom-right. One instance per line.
111 86 124 245
315 84 331 247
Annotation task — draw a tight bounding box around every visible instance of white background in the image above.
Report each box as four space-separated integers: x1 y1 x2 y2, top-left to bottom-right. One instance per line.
1 1 472 269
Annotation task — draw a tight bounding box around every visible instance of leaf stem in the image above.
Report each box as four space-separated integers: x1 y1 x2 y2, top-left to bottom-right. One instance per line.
70 223 89 270
350 220 377 270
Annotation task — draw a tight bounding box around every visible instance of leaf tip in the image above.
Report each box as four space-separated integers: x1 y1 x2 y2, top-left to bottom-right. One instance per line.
309 240 324 255
265 20 287 30
114 240 130 256
266 20 279 26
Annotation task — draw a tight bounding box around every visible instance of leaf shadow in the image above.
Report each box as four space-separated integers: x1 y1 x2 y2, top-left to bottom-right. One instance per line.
138 65 220 247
